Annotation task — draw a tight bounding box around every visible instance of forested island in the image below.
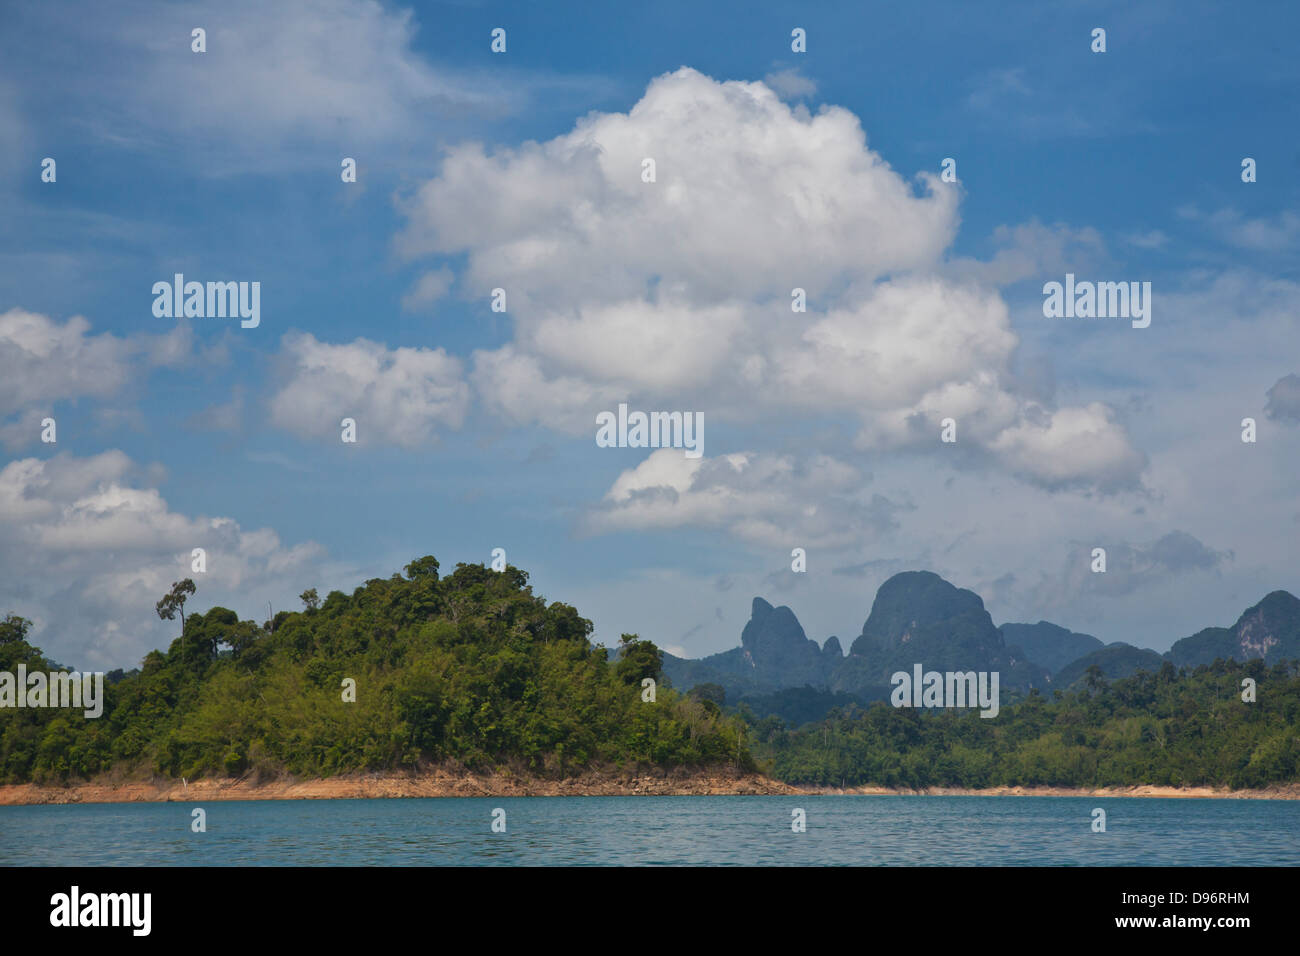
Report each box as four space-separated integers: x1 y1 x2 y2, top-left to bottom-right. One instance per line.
0 557 750 786
1 555 1297 798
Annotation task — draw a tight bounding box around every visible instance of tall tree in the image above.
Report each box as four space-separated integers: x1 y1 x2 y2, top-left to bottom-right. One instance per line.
0 612 32 646
156 578 197 639
615 632 664 686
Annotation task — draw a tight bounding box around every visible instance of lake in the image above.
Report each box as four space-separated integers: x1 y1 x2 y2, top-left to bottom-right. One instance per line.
2 795 1296 866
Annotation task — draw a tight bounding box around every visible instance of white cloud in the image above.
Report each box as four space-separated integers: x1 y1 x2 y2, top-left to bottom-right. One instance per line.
775 278 1019 410
268 331 469 447
186 387 245 432
0 308 192 448
0 310 135 406
139 0 494 142
586 448 902 549
401 267 455 312
471 345 622 433
945 221 1107 286
1209 209 1300 251
763 68 817 100
988 403 1149 492
0 451 324 669
1125 229 1169 250
1179 206 1300 252
393 67 1146 515
1037 532 1232 608
396 67 959 303
524 297 749 392
14 0 530 173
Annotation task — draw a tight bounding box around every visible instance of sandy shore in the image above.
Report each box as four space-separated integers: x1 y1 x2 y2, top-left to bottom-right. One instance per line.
796 783 1300 800
0 767 801 805
2 771 1297 805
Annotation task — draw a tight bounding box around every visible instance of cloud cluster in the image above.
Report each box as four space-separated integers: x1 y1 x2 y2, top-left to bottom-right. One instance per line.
944 220 1106 287
398 67 957 303
585 448 903 549
22 0 517 169
1047 531 1233 603
0 451 323 669
762 67 817 100
395 67 1144 500
1180 206 1300 252
268 332 469 447
401 267 456 312
0 308 190 448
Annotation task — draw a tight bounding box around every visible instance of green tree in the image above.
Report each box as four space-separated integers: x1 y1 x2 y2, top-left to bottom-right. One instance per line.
615 633 663 687
0 613 32 646
404 556 440 581
689 683 726 707
155 579 197 639
1084 664 1107 694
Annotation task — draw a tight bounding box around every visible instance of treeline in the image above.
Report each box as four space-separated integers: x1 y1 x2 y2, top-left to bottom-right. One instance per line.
0 557 752 784
744 659 1300 789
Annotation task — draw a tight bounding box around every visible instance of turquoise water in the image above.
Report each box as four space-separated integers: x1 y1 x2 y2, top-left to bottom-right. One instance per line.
2 796 1296 866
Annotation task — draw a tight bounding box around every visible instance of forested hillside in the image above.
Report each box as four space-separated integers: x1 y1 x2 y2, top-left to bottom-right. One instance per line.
750 659 1300 789
0 556 751 784
6 557 1298 793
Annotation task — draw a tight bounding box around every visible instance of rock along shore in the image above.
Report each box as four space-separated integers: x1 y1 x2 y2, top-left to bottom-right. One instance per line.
2 769 1296 805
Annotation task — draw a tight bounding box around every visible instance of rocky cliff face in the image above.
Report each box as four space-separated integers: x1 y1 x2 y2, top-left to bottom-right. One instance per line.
1166 591 1300 668
663 573 1300 709
834 571 1049 696
740 597 829 687
661 597 837 700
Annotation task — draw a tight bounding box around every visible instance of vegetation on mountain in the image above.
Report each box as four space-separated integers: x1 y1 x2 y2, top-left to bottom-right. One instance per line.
1054 643 1167 688
999 621 1103 675
0 557 752 784
752 658 1300 789
5 561 1299 793
1166 591 1300 668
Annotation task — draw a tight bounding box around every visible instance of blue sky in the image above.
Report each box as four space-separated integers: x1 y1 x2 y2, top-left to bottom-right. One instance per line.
2 0 1298 670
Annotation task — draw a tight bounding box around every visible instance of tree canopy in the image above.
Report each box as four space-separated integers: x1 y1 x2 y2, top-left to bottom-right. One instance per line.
0 557 751 784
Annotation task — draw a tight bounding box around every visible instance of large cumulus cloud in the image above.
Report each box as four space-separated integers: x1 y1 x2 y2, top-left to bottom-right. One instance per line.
395 67 1145 501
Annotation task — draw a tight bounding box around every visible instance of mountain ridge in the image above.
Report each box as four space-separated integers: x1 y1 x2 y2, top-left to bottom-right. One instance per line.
662 571 1300 712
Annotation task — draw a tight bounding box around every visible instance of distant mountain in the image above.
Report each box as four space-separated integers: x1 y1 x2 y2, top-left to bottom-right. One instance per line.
1055 643 1167 687
821 635 844 664
1166 591 1300 668
742 597 834 686
1044 591 1300 686
660 597 838 701
662 573 1300 714
832 571 1049 697
735 686 866 728
999 621 1103 675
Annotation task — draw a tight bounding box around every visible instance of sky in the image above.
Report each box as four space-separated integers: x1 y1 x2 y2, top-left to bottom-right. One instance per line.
1 0 1298 671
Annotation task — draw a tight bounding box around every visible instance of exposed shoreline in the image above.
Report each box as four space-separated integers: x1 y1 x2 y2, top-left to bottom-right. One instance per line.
1 769 1297 805
797 783 1300 800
